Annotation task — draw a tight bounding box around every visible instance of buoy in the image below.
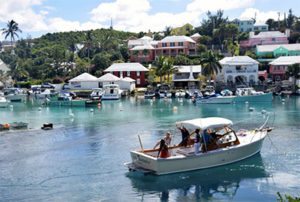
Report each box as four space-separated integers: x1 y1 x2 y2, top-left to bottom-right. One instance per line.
282 99 285 102
261 110 267 114
191 97 194 100
38 107 42 111
4 123 10 128
164 97 167 100
69 113 74 117
173 106 178 111
98 103 101 107
245 101 249 104
287 95 290 99
90 109 94 112
249 107 254 111
152 97 156 101
9 105 13 108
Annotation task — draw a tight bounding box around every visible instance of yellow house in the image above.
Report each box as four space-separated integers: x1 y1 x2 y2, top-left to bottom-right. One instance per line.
171 23 193 36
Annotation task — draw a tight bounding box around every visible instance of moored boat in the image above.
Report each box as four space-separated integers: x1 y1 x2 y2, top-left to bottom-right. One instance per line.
0 94 9 108
4 88 26 102
102 84 121 100
10 121 28 129
125 117 271 175
234 88 272 102
196 94 234 104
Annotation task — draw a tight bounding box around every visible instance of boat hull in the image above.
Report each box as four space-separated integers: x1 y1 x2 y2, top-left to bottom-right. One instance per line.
197 96 234 104
234 92 272 102
5 94 26 102
101 94 120 100
129 136 266 175
0 102 9 108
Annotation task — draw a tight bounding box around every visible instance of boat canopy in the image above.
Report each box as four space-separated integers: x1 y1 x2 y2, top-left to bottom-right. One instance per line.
177 117 233 130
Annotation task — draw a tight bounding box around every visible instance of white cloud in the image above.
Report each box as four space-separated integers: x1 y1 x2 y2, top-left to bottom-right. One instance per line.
240 8 284 24
47 18 104 32
90 0 256 32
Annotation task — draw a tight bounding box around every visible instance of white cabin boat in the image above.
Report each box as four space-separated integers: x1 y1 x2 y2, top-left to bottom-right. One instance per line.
35 89 58 99
90 88 103 100
102 84 121 100
4 88 26 102
234 88 272 102
0 94 9 108
125 117 271 175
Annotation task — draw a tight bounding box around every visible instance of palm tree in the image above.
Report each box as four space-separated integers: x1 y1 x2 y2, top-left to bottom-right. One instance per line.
163 57 177 82
152 56 166 84
1 20 22 47
200 50 222 86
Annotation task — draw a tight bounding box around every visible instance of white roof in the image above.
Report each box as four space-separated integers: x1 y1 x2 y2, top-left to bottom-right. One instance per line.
104 63 149 72
219 56 259 65
269 56 300 66
69 73 97 82
250 31 286 39
174 65 201 73
161 36 195 43
191 33 201 37
128 36 153 47
131 44 154 50
98 73 120 82
256 44 300 52
0 59 9 72
121 77 135 82
177 117 233 130
254 22 268 27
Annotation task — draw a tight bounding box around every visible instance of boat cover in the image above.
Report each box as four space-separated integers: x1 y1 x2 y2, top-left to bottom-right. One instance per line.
177 117 233 130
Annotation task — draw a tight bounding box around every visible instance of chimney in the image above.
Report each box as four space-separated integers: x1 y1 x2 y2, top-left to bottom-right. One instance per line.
189 66 194 80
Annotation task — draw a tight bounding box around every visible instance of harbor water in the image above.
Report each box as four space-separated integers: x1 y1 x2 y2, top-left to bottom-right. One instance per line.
0 96 299 201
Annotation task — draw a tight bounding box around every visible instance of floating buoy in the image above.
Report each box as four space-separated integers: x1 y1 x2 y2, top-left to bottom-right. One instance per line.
249 107 254 111
287 95 290 99
38 107 42 111
245 101 249 104
261 110 267 114
191 97 194 100
164 97 167 100
282 99 285 102
152 97 156 101
9 105 13 108
98 103 101 108
4 123 10 128
173 106 178 111
90 109 94 112
69 113 74 117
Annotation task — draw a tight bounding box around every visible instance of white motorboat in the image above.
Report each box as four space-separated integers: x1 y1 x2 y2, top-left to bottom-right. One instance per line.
102 84 121 100
175 90 186 98
90 88 103 100
35 89 58 99
159 91 172 98
0 94 9 108
186 89 203 98
196 94 235 104
125 117 271 175
235 88 272 102
144 91 155 99
221 89 233 96
4 88 26 102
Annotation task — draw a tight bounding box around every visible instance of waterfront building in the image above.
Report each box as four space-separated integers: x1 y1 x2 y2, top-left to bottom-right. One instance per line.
218 56 259 85
104 63 149 87
240 30 289 48
69 73 99 90
155 36 197 57
98 73 120 87
130 44 155 63
269 56 300 81
191 33 201 43
172 65 201 88
254 23 269 32
256 43 300 62
127 36 153 49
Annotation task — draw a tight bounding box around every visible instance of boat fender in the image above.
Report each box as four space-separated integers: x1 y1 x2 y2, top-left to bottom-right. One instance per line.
4 123 10 128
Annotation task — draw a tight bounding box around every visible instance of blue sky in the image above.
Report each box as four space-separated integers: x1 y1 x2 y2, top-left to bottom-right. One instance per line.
0 0 299 40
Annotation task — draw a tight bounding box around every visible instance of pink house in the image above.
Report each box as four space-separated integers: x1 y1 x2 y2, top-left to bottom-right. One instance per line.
240 30 289 48
155 36 197 57
269 56 300 81
130 45 155 63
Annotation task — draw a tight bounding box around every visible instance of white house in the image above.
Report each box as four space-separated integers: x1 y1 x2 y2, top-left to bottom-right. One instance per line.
118 77 136 91
69 73 99 90
218 56 259 85
172 65 201 88
98 73 120 87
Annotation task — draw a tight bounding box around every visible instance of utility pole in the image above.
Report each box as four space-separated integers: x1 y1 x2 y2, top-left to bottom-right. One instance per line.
110 18 113 30
278 12 281 29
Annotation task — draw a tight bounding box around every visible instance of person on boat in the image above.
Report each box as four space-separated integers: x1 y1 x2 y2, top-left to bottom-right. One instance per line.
177 125 190 147
157 139 169 158
202 129 213 152
153 132 172 149
189 128 201 154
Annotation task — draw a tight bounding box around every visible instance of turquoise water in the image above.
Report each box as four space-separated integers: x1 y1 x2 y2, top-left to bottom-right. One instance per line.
0 96 299 201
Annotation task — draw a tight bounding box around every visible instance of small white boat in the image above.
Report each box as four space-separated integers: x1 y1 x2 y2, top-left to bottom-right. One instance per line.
0 94 9 108
196 94 234 104
159 91 172 98
125 117 271 175
175 90 186 98
221 89 233 96
144 91 155 99
186 89 203 98
235 88 272 102
90 88 103 100
4 88 26 102
35 89 58 99
102 84 121 100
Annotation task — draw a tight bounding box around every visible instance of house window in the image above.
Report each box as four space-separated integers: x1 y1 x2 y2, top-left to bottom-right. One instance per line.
137 79 140 85
162 43 167 47
178 42 183 46
136 71 140 76
170 42 175 47
127 71 130 76
178 49 184 54
274 66 280 70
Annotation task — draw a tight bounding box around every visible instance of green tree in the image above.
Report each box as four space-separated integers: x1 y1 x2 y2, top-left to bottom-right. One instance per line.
152 56 166 84
174 55 191 65
287 9 295 29
1 20 22 47
285 63 300 91
164 26 172 37
237 32 249 42
163 57 176 82
91 53 110 75
196 44 207 55
198 35 212 46
266 19 277 30
200 50 222 86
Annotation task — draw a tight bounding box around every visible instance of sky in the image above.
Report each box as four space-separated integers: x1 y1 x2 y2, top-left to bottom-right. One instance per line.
0 0 299 40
